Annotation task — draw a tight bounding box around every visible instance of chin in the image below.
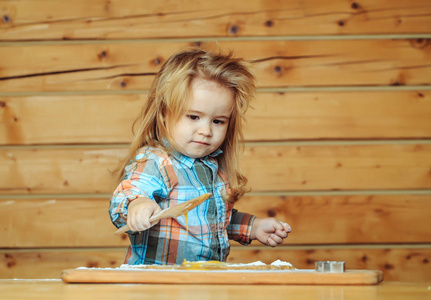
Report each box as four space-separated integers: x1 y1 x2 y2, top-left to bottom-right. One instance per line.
188 151 211 159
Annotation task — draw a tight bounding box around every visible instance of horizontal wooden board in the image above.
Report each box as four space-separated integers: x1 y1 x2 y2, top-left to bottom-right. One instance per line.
243 143 431 192
0 147 122 194
0 94 145 145
1 90 431 145
236 194 431 245
0 249 125 279
1 39 430 92
1 143 430 194
3 281 431 300
1 0 430 40
1 247 430 282
244 91 431 142
61 268 383 285
1 194 430 248
0 198 128 248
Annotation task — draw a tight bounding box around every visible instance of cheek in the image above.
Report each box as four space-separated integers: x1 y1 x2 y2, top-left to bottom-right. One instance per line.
215 126 229 141
172 118 187 133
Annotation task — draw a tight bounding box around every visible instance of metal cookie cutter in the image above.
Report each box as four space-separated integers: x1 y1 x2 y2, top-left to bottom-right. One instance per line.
315 261 345 273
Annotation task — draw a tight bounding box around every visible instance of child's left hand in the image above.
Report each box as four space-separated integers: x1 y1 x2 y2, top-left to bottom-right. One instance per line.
250 217 291 247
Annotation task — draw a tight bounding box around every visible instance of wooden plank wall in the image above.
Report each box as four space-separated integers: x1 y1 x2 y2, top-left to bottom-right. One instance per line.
0 0 430 282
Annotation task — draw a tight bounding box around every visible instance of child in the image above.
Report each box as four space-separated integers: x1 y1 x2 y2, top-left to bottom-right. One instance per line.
109 49 291 265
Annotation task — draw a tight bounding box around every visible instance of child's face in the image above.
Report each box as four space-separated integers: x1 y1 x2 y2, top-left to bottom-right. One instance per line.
170 77 234 158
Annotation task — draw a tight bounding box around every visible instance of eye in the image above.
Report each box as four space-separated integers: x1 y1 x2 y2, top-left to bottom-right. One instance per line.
187 115 199 121
213 119 226 125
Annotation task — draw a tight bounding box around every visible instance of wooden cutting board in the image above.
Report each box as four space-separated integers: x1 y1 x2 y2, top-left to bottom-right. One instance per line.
62 268 383 285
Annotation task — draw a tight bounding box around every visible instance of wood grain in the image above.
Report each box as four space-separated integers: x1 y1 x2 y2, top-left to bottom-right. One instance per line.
1 281 431 300
0 249 124 279
243 143 431 191
1 90 430 145
0 0 430 286
1 247 430 282
1 194 430 248
1 39 430 92
0 147 121 194
237 194 431 245
0 198 128 248
1 0 430 40
0 94 146 145
1 143 430 194
244 91 431 141
61 268 383 285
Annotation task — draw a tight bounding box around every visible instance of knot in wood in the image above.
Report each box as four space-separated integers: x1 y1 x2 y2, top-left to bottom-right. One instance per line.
265 20 274 27
351 2 360 9
97 50 108 60
7 261 16 268
267 208 277 217
2 15 11 23
228 25 239 35
274 65 283 74
391 80 403 86
409 38 430 49
153 57 162 65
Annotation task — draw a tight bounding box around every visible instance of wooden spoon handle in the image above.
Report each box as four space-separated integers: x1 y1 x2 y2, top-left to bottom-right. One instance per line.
114 193 211 235
114 212 164 235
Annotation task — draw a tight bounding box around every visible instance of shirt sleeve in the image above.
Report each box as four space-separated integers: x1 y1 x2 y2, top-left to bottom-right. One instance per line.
109 158 168 229
227 209 256 245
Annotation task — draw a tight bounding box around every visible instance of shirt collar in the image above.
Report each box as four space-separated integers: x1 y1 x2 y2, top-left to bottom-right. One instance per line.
170 149 223 168
161 138 223 167
170 150 195 168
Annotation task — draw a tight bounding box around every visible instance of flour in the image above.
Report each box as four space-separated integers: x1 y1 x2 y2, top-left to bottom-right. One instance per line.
270 259 294 267
76 260 294 271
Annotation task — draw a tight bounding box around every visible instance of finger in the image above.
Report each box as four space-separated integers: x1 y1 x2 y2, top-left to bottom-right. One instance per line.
267 237 278 247
149 219 160 227
133 221 150 232
128 217 141 232
153 205 163 215
129 216 143 232
271 220 284 232
282 222 292 233
271 220 289 237
136 215 151 231
275 229 288 238
270 233 284 245
129 211 151 232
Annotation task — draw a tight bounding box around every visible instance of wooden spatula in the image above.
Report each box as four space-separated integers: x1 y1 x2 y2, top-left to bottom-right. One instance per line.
114 193 212 234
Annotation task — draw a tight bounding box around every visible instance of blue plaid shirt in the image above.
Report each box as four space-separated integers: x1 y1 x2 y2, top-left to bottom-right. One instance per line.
109 146 255 265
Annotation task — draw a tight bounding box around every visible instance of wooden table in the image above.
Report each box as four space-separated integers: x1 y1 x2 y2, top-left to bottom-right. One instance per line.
1 280 430 300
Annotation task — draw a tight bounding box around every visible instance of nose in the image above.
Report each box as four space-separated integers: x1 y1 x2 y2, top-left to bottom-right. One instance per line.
198 122 212 137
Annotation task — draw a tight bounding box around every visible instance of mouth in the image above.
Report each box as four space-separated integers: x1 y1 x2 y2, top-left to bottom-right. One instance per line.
192 141 210 146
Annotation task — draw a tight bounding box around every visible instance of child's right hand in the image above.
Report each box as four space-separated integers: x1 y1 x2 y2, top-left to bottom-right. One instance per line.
126 198 162 232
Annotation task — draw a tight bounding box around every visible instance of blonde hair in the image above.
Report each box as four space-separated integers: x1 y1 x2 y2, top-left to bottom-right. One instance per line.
114 48 256 202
